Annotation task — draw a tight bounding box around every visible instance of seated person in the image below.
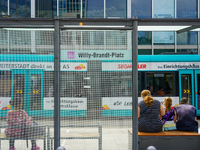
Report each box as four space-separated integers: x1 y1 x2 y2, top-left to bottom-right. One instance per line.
5 97 40 150
138 90 165 132
162 97 175 122
156 86 165 95
174 97 198 133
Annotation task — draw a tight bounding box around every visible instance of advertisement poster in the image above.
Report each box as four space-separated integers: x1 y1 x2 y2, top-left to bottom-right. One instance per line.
0 97 11 110
102 97 179 110
153 0 174 18
44 97 87 110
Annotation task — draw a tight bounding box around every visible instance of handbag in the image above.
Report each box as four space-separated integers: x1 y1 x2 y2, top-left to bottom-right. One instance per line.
162 109 176 131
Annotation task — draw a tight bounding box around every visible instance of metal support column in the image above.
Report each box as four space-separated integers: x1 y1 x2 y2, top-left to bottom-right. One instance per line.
132 20 138 150
54 16 60 150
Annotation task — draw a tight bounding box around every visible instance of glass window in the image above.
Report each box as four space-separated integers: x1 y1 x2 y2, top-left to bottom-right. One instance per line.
138 49 152 55
145 73 174 96
86 0 104 18
36 0 56 18
138 31 152 45
0 71 11 97
153 32 175 45
106 0 126 18
106 31 127 45
177 31 197 45
153 0 174 18
101 72 138 97
132 0 151 18
177 49 197 54
177 0 197 18
60 72 87 97
10 0 31 17
82 31 104 46
154 49 175 55
0 0 8 17
44 72 54 97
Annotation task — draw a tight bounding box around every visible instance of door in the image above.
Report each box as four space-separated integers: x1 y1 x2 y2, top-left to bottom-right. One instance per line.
179 69 200 115
194 70 200 115
12 70 43 116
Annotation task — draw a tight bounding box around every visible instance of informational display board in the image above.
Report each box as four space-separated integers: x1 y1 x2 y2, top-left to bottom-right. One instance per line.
44 97 87 110
153 32 174 44
153 0 174 18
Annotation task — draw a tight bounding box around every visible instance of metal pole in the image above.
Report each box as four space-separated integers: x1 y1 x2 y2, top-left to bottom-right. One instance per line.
132 20 138 150
54 16 60 150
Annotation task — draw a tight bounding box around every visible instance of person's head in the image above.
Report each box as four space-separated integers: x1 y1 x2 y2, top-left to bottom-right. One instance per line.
180 97 188 104
164 97 172 112
158 86 163 90
141 90 154 107
9 97 24 109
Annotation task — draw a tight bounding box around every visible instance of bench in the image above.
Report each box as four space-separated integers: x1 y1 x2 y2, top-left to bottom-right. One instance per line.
0 125 47 150
128 129 200 150
47 121 102 150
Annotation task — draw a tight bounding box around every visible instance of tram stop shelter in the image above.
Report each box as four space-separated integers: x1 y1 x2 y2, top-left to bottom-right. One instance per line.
0 17 200 150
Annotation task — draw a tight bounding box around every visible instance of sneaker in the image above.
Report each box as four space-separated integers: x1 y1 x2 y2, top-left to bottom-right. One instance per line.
9 148 16 150
31 145 40 150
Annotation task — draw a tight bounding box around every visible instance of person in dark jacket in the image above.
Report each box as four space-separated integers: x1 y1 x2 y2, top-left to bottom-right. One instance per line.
174 97 198 133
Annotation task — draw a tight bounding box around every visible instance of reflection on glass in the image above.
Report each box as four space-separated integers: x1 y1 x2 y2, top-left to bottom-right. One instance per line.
106 31 127 45
153 32 175 45
0 0 8 17
197 74 200 109
132 0 151 18
30 75 41 110
36 0 57 18
181 74 192 105
138 31 152 45
146 73 174 96
153 0 174 18
106 0 126 18
82 31 104 45
10 0 31 17
87 0 103 18
177 0 197 18
44 72 54 97
138 49 152 55
154 49 175 55
177 31 197 45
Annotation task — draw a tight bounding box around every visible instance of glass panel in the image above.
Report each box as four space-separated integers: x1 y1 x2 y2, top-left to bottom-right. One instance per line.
60 0 81 18
106 31 127 46
177 49 198 54
82 31 104 46
0 0 8 16
86 0 104 18
106 0 126 18
30 74 41 110
36 0 57 18
10 0 31 18
153 0 174 18
44 72 54 97
138 49 152 55
197 74 200 109
132 0 151 18
146 73 174 96
177 0 197 18
138 31 152 45
14 74 25 101
177 31 197 45
153 32 175 45
181 74 192 105
0 71 11 97
0 28 8 53
154 49 175 55
102 72 135 96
